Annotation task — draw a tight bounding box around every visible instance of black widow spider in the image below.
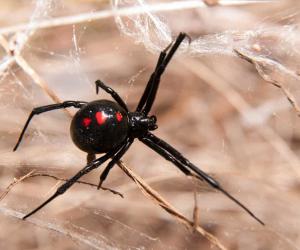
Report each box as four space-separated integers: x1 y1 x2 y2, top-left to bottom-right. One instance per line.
13 33 264 225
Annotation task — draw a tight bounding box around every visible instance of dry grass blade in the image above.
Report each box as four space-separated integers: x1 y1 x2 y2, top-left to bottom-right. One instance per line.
203 0 219 6
234 49 300 117
117 161 227 250
1 28 224 246
0 206 114 250
183 58 300 177
0 35 71 116
30 173 124 197
15 55 72 116
0 34 16 75
0 166 225 248
0 1 274 35
2 0 299 248
0 171 124 202
0 170 35 202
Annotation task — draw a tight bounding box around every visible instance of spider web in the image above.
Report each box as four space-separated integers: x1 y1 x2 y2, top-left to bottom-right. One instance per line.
1 0 300 249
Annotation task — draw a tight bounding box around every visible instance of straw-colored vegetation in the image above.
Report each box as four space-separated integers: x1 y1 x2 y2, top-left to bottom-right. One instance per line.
1 0 300 249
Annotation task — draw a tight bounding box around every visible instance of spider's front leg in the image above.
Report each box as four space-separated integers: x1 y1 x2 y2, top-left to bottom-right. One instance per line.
136 33 190 115
13 101 87 151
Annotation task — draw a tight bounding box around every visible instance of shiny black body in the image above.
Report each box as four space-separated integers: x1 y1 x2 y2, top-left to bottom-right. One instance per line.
70 100 158 154
13 33 264 225
71 100 129 153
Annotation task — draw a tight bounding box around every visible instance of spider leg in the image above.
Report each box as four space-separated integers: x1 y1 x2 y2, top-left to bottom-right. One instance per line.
137 33 188 115
95 80 128 112
135 42 171 112
140 132 265 226
87 153 96 164
97 138 134 189
13 101 87 151
140 136 192 176
22 146 122 220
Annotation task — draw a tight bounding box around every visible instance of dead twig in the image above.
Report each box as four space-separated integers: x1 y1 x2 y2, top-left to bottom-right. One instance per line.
182 58 300 178
0 170 35 202
193 191 200 231
0 1 274 35
0 35 72 116
117 160 227 250
0 206 112 250
15 55 72 116
234 49 300 117
204 0 219 6
0 171 124 201
1 165 226 248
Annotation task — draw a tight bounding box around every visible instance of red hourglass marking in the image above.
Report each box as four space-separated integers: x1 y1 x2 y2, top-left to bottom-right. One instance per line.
96 111 107 125
116 112 123 122
82 118 92 127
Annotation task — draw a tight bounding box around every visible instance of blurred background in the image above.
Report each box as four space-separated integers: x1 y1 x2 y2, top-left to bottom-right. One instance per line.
1 0 300 249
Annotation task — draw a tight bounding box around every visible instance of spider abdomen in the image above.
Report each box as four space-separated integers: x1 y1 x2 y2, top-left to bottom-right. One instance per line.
70 100 129 154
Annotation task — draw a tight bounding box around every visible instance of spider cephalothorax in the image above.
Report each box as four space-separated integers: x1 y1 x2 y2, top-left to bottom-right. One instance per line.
13 33 264 225
128 112 157 137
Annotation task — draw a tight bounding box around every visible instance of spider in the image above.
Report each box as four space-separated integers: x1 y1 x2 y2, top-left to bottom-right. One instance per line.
13 33 264 225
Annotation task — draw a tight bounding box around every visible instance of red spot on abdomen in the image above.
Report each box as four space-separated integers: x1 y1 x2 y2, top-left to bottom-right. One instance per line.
82 118 92 127
116 112 123 122
96 111 107 125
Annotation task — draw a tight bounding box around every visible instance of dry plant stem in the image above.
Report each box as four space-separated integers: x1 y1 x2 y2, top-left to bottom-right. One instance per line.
0 35 10 54
0 167 225 247
0 170 35 202
0 171 124 201
0 35 18 75
204 0 219 6
0 35 71 116
234 49 300 117
0 206 112 250
0 27 37 76
117 161 227 250
183 58 300 177
31 173 124 197
0 0 275 35
1 29 224 245
15 56 72 116
193 191 200 231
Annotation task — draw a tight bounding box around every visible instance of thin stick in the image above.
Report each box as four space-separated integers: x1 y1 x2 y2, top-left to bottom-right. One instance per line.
0 166 225 248
0 35 71 117
234 49 300 117
0 0 275 35
182 58 300 178
0 170 35 202
0 171 124 201
0 206 111 250
117 161 227 250
193 190 200 231
15 55 72 117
